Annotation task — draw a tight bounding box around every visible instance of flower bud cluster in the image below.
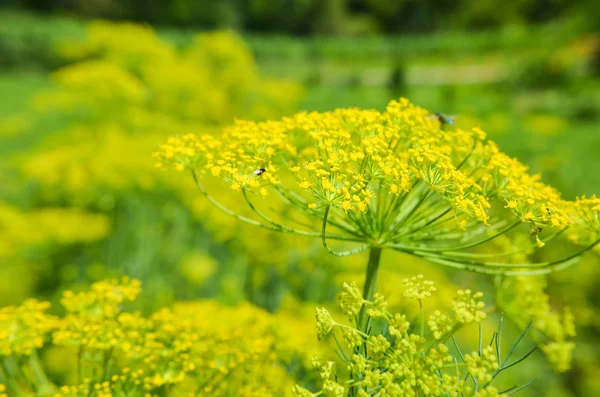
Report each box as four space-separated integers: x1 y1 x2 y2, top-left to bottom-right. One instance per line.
297 277 524 397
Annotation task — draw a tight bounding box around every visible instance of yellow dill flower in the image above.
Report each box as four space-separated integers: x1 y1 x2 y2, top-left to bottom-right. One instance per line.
53 277 146 351
0 300 57 356
343 328 365 349
569 195 600 246
453 289 486 324
322 380 344 397
312 357 336 380
498 276 577 372
337 282 364 321
366 293 388 319
403 275 436 301
541 341 576 373
428 311 453 340
297 280 533 397
465 346 499 383
157 97 598 278
315 307 335 341
61 276 141 317
2 278 310 397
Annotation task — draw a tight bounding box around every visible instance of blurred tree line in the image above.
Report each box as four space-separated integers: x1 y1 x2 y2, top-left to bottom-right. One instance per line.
5 0 599 35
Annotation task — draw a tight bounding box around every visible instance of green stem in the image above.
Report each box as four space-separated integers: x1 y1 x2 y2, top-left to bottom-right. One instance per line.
102 348 113 382
29 351 49 384
336 323 369 338
357 247 383 333
192 170 362 242
77 345 83 386
0 359 27 396
419 300 424 338
321 205 371 256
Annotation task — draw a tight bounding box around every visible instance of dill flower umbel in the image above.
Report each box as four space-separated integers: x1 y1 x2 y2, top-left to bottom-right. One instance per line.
403 274 437 301
155 98 599 334
155 98 598 277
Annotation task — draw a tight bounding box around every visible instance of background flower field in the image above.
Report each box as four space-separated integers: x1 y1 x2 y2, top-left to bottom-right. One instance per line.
0 1 599 396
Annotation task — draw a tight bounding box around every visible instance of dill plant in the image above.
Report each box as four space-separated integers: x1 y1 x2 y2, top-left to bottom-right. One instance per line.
0 278 311 396
154 98 599 394
294 277 538 396
155 98 599 331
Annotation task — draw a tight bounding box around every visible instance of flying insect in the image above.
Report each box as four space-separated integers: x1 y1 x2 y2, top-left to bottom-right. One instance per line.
430 112 456 128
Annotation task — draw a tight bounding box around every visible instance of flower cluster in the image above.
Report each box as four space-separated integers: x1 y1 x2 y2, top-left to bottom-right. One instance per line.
569 195 600 246
337 282 365 321
0 278 307 397
428 310 454 340
53 277 143 350
465 346 499 383
403 274 437 301
303 277 534 396
498 276 576 372
0 299 56 356
453 289 487 324
156 98 599 276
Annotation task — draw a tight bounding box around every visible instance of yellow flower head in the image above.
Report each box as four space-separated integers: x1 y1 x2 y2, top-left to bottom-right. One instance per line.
156 98 598 276
0 300 57 356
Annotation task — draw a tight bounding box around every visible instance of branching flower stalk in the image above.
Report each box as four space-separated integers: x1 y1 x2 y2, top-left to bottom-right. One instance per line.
155 98 600 334
301 278 537 396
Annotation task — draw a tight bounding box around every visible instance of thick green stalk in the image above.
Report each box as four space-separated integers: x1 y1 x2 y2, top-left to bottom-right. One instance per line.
357 247 382 333
29 351 53 395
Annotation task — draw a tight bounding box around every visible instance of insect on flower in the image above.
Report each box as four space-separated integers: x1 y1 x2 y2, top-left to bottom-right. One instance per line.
254 168 266 176
431 112 456 127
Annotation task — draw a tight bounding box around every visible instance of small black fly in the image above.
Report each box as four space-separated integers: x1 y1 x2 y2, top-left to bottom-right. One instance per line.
432 112 456 127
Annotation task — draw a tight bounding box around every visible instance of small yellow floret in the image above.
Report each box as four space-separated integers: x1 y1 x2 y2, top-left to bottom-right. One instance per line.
299 181 311 189
341 201 352 212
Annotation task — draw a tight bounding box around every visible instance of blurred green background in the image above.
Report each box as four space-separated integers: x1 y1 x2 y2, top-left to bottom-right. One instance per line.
0 1 599 396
